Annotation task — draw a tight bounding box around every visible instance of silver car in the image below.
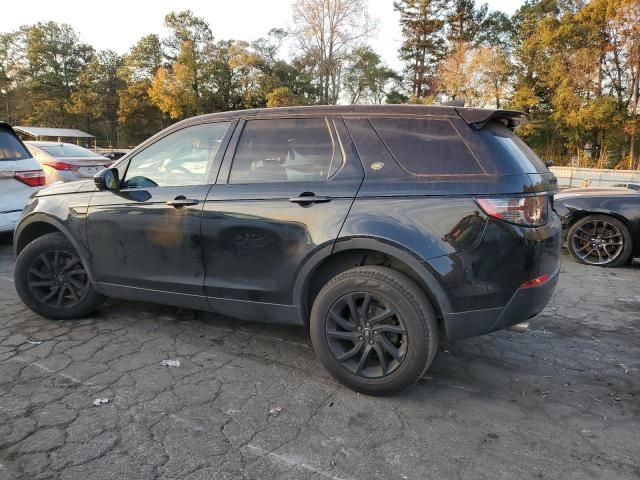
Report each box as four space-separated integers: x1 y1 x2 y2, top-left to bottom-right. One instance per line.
25 141 112 184
0 123 45 233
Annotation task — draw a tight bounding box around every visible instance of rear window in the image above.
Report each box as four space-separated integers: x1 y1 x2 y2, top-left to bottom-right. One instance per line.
370 117 483 175
476 122 548 173
39 144 103 158
0 130 30 161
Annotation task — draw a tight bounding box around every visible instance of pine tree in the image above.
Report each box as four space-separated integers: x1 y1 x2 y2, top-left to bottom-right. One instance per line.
394 0 447 100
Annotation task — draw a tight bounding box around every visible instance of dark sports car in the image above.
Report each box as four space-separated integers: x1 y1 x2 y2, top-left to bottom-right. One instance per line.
555 187 640 267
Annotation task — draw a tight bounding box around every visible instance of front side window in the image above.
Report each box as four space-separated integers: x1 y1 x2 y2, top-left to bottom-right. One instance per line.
228 118 338 184
123 122 230 189
0 130 31 161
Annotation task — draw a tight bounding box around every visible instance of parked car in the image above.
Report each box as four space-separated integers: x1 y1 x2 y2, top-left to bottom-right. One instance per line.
12 105 561 395
611 182 640 191
555 187 640 267
25 141 112 184
102 151 128 161
0 122 45 234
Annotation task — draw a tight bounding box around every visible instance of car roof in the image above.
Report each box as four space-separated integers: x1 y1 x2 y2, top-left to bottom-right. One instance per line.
171 105 527 130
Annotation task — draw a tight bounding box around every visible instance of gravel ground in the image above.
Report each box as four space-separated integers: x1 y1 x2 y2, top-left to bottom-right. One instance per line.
0 236 639 480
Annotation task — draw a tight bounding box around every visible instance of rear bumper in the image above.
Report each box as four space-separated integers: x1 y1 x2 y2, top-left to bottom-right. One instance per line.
444 263 560 340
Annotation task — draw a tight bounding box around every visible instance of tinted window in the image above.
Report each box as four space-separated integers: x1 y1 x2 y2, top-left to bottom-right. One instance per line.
229 118 338 184
476 121 548 173
0 130 30 161
124 122 230 188
39 144 104 158
370 117 482 175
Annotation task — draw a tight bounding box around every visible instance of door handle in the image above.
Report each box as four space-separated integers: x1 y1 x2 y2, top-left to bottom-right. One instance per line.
166 197 199 208
289 194 332 205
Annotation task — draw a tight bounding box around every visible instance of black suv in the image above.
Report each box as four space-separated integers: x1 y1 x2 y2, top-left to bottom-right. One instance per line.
13 105 561 395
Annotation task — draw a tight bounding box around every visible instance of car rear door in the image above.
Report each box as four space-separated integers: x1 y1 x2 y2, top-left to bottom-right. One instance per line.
200 116 364 319
87 121 234 305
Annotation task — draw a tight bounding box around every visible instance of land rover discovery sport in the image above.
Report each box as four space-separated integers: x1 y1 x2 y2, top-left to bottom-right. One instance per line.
13 105 561 395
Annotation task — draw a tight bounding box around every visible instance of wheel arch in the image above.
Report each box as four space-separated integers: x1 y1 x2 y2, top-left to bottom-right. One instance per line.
14 214 97 284
293 238 452 329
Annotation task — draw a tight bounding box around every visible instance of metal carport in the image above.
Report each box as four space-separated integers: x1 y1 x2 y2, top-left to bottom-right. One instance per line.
13 126 95 145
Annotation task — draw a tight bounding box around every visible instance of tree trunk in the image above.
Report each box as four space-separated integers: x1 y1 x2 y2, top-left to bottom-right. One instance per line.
631 130 636 169
631 55 640 169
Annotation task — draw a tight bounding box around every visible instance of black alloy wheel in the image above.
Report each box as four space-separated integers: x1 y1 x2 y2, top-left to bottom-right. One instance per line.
27 250 89 308
310 266 438 396
14 232 105 319
326 292 408 378
567 214 632 267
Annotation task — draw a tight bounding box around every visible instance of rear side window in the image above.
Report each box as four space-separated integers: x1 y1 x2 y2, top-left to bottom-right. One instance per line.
229 118 338 184
0 130 30 161
370 117 482 175
476 122 549 173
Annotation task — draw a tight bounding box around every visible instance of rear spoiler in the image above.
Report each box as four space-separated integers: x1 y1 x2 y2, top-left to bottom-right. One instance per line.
455 108 528 130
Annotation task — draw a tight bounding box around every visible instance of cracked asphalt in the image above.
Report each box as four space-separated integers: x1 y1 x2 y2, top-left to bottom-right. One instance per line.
0 236 639 480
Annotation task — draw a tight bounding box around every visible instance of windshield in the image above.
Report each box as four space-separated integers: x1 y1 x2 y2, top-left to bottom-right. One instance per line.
0 130 31 161
39 144 104 159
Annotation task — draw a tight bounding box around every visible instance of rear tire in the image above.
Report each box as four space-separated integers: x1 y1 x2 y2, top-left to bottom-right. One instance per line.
310 266 438 396
14 232 104 319
567 214 632 267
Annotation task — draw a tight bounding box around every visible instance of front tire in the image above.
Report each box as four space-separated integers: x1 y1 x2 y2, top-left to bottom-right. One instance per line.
567 214 632 267
14 232 104 319
310 266 438 396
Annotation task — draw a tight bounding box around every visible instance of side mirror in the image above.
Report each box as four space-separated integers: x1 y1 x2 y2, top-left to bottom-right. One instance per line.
94 168 120 191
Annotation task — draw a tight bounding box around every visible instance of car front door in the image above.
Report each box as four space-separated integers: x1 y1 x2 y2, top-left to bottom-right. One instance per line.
87 121 234 305
201 117 364 322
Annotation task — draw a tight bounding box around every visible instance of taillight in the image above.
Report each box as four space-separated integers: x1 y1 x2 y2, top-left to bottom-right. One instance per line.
520 273 550 288
42 160 79 171
14 170 46 187
475 196 548 227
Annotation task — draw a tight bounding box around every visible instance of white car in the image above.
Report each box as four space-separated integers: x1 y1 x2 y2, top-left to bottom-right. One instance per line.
0 123 45 233
25 141 112 184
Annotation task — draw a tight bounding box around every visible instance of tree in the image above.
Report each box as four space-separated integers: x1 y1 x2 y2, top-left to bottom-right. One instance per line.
437 43 484 105
67 50 123 145
148 64 198 119
617 0 640 167
394 0 447 101
0 32 18 122
12 22 93 126
343 46 401 104
508 0 639 167
118 35 166 145
160 10 216 115
446 0 488 45
267 86 305 107
292 0 372 104
226 40 269 109
472 46 512 107
476 11 513 48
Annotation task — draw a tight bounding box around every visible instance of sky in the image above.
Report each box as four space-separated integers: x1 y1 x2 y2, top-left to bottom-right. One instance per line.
0 0 525 70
